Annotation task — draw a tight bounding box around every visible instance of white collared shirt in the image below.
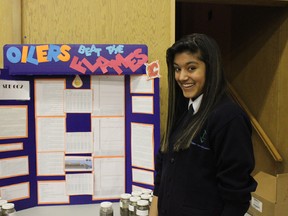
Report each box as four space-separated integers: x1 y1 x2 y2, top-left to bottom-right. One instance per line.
188 94 203 114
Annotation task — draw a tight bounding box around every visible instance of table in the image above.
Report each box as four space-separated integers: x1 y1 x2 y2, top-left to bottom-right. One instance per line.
17 203 120 216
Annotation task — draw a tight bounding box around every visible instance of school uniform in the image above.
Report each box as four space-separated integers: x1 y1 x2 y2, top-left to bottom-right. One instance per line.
153 94 257 216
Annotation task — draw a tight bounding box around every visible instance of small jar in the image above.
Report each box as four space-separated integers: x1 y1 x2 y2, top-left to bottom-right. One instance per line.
100 201 113 216
2 203 16 216
128 196 140 216
140 194 151 210
136 200 149 216
120 193 131 216
0 200 8 216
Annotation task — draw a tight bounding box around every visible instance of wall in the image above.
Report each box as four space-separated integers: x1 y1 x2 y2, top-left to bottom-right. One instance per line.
0 0 21 68
177 2 288 175
229 5 288 174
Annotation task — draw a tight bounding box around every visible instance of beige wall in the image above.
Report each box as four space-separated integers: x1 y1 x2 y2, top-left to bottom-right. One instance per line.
0 0 21 68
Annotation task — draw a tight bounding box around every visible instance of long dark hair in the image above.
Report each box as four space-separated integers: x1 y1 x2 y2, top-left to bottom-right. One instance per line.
161 33 227 152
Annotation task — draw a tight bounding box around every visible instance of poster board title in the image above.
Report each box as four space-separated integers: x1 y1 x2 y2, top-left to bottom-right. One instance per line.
4 44 148 75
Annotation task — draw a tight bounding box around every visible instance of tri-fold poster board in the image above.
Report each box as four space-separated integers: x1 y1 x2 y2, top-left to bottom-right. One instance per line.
0 44 160 211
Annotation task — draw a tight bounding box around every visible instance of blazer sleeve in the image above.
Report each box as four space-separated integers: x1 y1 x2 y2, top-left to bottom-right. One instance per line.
153 148 163 196
211 113 257 216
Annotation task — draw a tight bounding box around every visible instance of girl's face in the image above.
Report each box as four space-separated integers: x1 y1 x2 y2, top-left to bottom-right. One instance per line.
174 51 206 99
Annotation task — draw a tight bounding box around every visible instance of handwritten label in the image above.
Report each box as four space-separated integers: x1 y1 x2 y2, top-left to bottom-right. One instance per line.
0 80 30 100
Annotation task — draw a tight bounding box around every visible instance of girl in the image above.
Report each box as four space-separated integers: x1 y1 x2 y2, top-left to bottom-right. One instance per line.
149 33 257 216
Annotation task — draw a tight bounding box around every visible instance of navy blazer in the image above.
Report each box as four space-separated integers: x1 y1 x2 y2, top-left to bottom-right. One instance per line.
154 95 257 216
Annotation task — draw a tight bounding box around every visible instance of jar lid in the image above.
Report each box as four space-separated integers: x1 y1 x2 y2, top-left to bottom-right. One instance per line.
120 193 131 199
100 201 112 208
141 188 152 194
137 200 149 206
0 200 7 206
2 203 14 210
140 194 151 200
131 191 142 197
129 196 140 202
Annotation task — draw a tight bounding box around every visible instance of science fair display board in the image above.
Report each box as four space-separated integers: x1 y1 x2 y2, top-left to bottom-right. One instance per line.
0 44 160 211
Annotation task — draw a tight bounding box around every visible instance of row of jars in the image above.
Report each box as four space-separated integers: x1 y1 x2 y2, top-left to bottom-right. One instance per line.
99 188 153 216
120 189 153 216
0 199 16 216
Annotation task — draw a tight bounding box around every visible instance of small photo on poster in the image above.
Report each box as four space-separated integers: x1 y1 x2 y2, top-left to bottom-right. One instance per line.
64 156 93 172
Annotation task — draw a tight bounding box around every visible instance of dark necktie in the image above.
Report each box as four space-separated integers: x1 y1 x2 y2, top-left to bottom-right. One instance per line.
188 104 194 115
